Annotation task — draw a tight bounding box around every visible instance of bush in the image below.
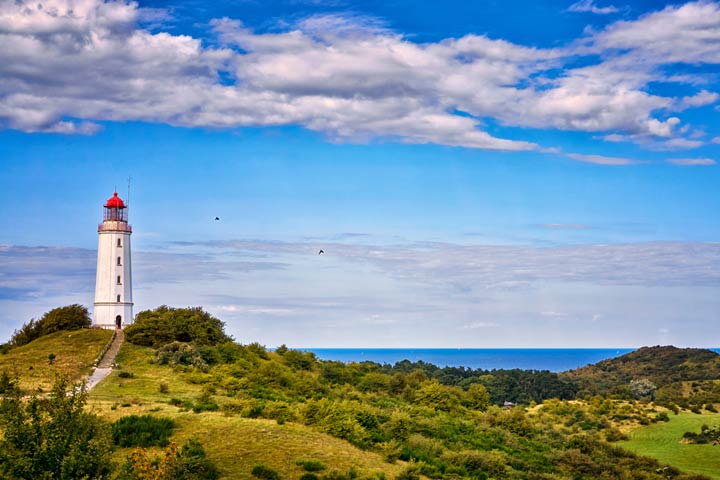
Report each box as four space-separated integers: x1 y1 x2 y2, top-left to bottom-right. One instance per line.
125 306 231 347
118 438 219 480
296 460 325 472
159 381 169 393
111 415 175 447
0 370 18 395
118 371 135 378
6 305 91 349
156 342 209 371
0 377 114 479
251 464 280 480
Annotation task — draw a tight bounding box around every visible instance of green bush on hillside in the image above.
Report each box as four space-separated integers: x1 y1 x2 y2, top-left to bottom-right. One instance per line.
112 414 175 447
118 438 219 480
0 377 114 479
252 464 280 480
125 306 231 347
4 304 91 350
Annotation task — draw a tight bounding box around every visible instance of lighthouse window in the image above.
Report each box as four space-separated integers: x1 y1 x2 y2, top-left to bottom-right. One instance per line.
117 238 122 247
117 275 121 284
117 295 121 302
117 256 122 266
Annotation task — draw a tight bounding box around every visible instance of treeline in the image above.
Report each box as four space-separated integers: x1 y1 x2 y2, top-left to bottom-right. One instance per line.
0 304 91 353
380 360 578 404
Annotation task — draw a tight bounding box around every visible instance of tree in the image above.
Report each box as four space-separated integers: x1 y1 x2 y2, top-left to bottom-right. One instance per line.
463 383 491 411
6 304 91 349
0 377 114 479
629 378 657 400
125 306 231 347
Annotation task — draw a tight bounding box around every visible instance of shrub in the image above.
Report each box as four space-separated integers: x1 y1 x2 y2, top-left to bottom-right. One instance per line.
118 438 219 480
299 474 318 480
118 371 135 378
111 415 175 447
192 401 219 413
0 377 113 479
7 305 91 349
251 464 280 480
125 306 231 347
296 460 325 472
156 342 209 372
0 370 18 395
159 381 169 393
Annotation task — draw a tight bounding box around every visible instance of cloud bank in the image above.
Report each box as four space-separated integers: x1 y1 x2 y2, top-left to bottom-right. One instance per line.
1 0 719 155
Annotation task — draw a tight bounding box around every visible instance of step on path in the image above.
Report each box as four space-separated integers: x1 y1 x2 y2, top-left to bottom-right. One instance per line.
86 329 125 391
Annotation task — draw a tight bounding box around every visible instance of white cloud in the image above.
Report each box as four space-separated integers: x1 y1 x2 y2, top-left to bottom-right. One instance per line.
3 240 720 346
590 2 720 65
674 90 719 110
543 224 588 229
665 157 717 166
654 138 704 150
461 321 499 329
567 0 620 14
712 136 720 144
566 153 638 165
0 0 718 153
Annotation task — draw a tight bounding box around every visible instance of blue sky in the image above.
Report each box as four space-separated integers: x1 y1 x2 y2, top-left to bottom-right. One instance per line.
0 0 719 347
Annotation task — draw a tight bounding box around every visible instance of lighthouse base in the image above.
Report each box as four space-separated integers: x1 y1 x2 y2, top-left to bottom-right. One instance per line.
93 302 134 329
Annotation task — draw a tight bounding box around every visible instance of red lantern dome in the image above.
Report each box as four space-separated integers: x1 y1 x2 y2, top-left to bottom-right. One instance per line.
105 192 125 208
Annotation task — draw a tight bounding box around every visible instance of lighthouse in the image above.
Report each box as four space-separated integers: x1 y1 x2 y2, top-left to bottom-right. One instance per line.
93 191 133 329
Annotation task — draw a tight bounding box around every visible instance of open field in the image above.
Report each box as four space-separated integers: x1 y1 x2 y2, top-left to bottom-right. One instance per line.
620 412 720 479
0 328 112 392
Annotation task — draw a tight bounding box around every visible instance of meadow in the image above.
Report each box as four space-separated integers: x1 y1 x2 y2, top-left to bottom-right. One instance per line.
620 412 720 479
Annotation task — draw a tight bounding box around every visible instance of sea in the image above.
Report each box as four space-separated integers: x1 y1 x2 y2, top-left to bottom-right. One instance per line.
303 348 720 373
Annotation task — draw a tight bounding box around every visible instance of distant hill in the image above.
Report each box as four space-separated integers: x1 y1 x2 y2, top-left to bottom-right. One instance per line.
561 346 720 400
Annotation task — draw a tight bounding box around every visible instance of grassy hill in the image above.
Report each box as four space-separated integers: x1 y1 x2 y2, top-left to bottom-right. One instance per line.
562 346 720 402
2 309 718 480
0 328 112 392
619 412 720 479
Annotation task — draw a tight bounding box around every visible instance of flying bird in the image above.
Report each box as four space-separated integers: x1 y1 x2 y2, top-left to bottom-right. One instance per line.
318 249 324 255
215 217 220 221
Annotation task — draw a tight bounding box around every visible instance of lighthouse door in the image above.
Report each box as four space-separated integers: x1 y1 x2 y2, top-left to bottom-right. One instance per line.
115 315 122 329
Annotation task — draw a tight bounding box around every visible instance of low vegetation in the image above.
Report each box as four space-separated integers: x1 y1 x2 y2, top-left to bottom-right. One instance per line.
111 414 175 447
0 328 112 392
3 305 719 479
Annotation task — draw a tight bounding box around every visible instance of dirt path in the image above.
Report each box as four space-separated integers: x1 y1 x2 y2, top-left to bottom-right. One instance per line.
86 329 124 390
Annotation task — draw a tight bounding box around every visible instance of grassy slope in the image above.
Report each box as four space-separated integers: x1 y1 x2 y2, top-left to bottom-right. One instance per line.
89 344 403 480
619 412 720 479
0 328 112 392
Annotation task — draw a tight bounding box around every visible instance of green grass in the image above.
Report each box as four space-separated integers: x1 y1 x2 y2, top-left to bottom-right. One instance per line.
0 328 112 392
90 342 205 404
619 412 720 479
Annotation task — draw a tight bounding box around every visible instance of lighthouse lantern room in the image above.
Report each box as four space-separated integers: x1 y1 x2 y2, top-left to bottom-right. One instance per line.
94 192 133 329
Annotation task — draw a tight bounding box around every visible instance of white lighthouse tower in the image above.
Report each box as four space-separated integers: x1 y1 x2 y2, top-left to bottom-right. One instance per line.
93 191 133 329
